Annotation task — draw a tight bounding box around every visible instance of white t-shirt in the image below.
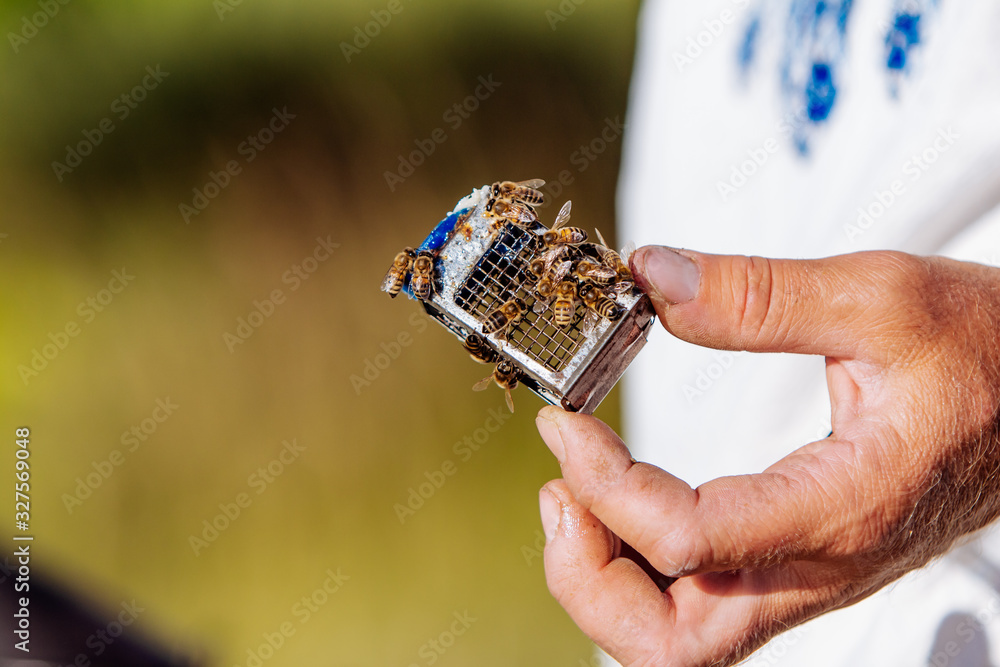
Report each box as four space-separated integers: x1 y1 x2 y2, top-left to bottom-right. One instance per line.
618 1 1000 665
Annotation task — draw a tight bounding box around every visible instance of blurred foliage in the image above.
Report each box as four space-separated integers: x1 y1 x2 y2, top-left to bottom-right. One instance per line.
0 0 639 664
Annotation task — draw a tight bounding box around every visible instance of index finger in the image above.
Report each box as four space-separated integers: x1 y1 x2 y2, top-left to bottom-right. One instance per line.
536 406 883 577
540 479 845 666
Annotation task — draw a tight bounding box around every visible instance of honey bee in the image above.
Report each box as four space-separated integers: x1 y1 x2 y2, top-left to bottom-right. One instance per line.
574 259 617 286
580 284 623 321
490 179 545 206
462 333 498 365
381 247 417 298
485 197 538 228
472 359 521 413
594 228 635 288
531 260 573 314
409 250 437 301
527 244 570 280
541 201 587 248
481 298 527 340
552 280 580 328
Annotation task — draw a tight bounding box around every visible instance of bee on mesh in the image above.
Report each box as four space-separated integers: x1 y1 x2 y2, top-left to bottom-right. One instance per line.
538 201 588 250
573 258 618 287
481 298 527 341
528 245 575 315
578 283 625 335
484 178 545 230
552 280 582 329
593 228 636 294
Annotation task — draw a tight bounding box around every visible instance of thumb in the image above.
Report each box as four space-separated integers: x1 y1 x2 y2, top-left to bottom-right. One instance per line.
631 246 925 359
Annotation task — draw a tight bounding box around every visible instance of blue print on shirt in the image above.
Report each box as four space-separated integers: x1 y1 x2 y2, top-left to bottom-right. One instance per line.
738 0 939 155
885 0 939 86
775 0 855 154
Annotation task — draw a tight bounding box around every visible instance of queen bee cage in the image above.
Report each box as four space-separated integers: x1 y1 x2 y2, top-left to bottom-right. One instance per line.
383 184 655 415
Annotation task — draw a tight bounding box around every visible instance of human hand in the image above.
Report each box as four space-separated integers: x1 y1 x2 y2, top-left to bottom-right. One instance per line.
536 247 1000 666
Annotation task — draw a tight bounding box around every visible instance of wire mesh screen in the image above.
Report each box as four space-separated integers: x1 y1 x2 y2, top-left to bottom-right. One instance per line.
454 224 586 373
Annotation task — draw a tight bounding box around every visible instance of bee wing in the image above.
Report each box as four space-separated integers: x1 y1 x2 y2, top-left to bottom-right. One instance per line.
516 179 545 189
532 296 551 314
504 387 515 414
620 241 636 263
552 244 570 265
473 374 494 392
551 260 572 283
552 200 572 230
380 267 402 296
594 227 609 248
580 262 616 281
510 202 538 224
610 280 635 296
581 310 599 337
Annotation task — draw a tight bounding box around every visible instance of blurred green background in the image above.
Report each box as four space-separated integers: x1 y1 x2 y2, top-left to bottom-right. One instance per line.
0 1 639 664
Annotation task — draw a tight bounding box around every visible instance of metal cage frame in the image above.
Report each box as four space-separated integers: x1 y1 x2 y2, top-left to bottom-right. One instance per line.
410 186 655 414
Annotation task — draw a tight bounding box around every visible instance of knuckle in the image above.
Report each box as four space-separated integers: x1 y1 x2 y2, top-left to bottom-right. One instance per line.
649 519 714 576
862 251 940 332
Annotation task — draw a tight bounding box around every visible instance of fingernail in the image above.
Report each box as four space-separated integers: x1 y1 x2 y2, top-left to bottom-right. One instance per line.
539 487 561 543
535 412 565 464
635 246 701 304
